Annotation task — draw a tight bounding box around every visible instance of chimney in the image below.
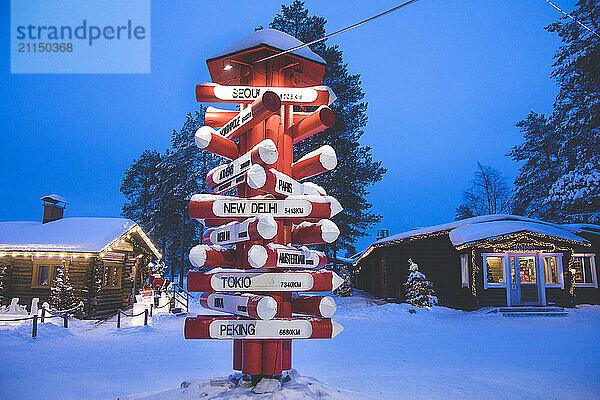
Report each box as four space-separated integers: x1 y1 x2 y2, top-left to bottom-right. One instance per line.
40 194 67 224
376 229 389 240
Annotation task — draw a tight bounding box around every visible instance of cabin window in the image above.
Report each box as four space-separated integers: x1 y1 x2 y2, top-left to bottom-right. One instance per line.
31 261 60 288
571 254 597 288
460 254 469 287
103 263 122 289
483 254 506 287
518 256 537 283
543 255 563 288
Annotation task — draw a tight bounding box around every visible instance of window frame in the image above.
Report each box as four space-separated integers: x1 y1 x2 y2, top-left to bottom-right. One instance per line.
460 253 469 288
102 262 123 290
31 261 61 289
571 254 598 288
482 253 508 288
541 253 564 289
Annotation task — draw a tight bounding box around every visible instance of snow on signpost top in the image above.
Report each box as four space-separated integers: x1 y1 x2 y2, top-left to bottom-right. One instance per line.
208 28 326 65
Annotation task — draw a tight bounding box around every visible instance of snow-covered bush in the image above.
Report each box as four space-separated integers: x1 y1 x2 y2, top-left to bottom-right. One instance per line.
49 264 78 312
405 259 438 307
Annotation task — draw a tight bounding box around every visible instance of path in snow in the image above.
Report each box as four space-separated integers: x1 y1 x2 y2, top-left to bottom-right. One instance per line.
1 292 599 399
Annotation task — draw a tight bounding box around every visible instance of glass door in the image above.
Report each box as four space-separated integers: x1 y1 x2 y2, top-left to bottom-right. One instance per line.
517 255 539 304
508 255 520 306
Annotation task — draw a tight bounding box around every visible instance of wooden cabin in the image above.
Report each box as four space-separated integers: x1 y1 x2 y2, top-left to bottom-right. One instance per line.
0 195 161 319
354 215 600 310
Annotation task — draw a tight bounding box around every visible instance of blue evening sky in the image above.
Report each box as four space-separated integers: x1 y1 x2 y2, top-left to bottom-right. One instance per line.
0 1 573 253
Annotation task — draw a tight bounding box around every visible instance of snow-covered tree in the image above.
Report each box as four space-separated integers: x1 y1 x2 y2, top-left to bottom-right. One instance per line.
270 1 386 255
405 259 437 307
511 1 599 223
49 264 78 311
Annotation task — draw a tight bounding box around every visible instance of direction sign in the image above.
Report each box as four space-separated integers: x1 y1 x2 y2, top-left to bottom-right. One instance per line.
196 83 337 106
195 126 238 160
187 270 345 293
206 139 278 189
188 245 235 268
199 293 278 320
189 194 342 220
184 316 343 339
247 165 326 197
215 91 280 139
205 106 311 128
292 295 337 318
291 219 340 245
247 243 327 269
292 145 337 181
203 215 277 246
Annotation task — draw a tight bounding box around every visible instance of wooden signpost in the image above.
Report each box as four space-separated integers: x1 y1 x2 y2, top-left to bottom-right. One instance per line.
184 29 344 380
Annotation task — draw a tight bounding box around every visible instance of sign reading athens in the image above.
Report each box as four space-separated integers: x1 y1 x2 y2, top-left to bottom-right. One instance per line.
10 0 150 73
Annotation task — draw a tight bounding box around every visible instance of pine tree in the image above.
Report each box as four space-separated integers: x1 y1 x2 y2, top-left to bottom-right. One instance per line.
271 1 386 255
511 1 599 223
405 259 437 307
49 263 78 311
120 108 219 279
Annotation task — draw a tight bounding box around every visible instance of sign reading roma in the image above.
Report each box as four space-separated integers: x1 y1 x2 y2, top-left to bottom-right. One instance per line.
183 28 344 380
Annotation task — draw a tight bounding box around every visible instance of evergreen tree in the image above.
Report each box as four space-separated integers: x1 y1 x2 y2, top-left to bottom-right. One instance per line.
271 1 386 256
405 259 437 307
511 1 599 223
120 108 219 279
49 263 78 311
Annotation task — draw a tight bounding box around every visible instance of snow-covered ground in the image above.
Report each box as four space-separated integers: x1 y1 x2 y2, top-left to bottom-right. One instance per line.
1 292 599 399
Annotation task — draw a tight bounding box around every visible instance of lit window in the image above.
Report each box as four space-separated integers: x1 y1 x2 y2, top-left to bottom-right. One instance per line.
518 256 536 284
543 256 561 285
31 261 61 289
572 254 597 287
460 254 469 287
103 263 122 289
483 254 506 287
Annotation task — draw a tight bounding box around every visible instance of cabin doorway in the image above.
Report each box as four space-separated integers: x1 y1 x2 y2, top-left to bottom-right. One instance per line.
507 253 546 306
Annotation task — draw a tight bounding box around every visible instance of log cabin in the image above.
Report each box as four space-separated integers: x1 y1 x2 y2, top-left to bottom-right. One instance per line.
354 214 600 310
0 195 162 319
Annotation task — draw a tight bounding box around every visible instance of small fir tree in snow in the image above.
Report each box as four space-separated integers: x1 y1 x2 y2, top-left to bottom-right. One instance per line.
49 264 78 311
405 259 438 307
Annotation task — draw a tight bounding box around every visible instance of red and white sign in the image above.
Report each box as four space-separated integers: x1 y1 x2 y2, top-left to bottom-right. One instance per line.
188 245 235 268
184 316 343 339
195 126 238 160
199 292 278 320
292 145 337 181
187 270 345 293
214 91 281 139
289 105 336 144
291 220 340 245
189 194 342 220
196 83 337 106
247 165 326 197
292 295 337 318
203 215 277 246
205 106 311 128
206 139 278 190
247 243 327 269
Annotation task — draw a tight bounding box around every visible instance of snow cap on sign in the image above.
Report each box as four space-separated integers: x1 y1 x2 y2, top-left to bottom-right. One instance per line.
209 29 326 65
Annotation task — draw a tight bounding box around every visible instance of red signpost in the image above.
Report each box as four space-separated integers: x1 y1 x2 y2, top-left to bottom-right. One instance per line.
184 29 344 381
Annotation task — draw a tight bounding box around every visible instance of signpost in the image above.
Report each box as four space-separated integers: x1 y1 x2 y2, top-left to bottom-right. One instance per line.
183 29 344 381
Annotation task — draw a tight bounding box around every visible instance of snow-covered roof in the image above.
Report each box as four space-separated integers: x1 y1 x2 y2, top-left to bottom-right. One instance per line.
449 220 588 246
0 217 137 253
40 194 67 204
355 214 598 264
209 28 326 65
